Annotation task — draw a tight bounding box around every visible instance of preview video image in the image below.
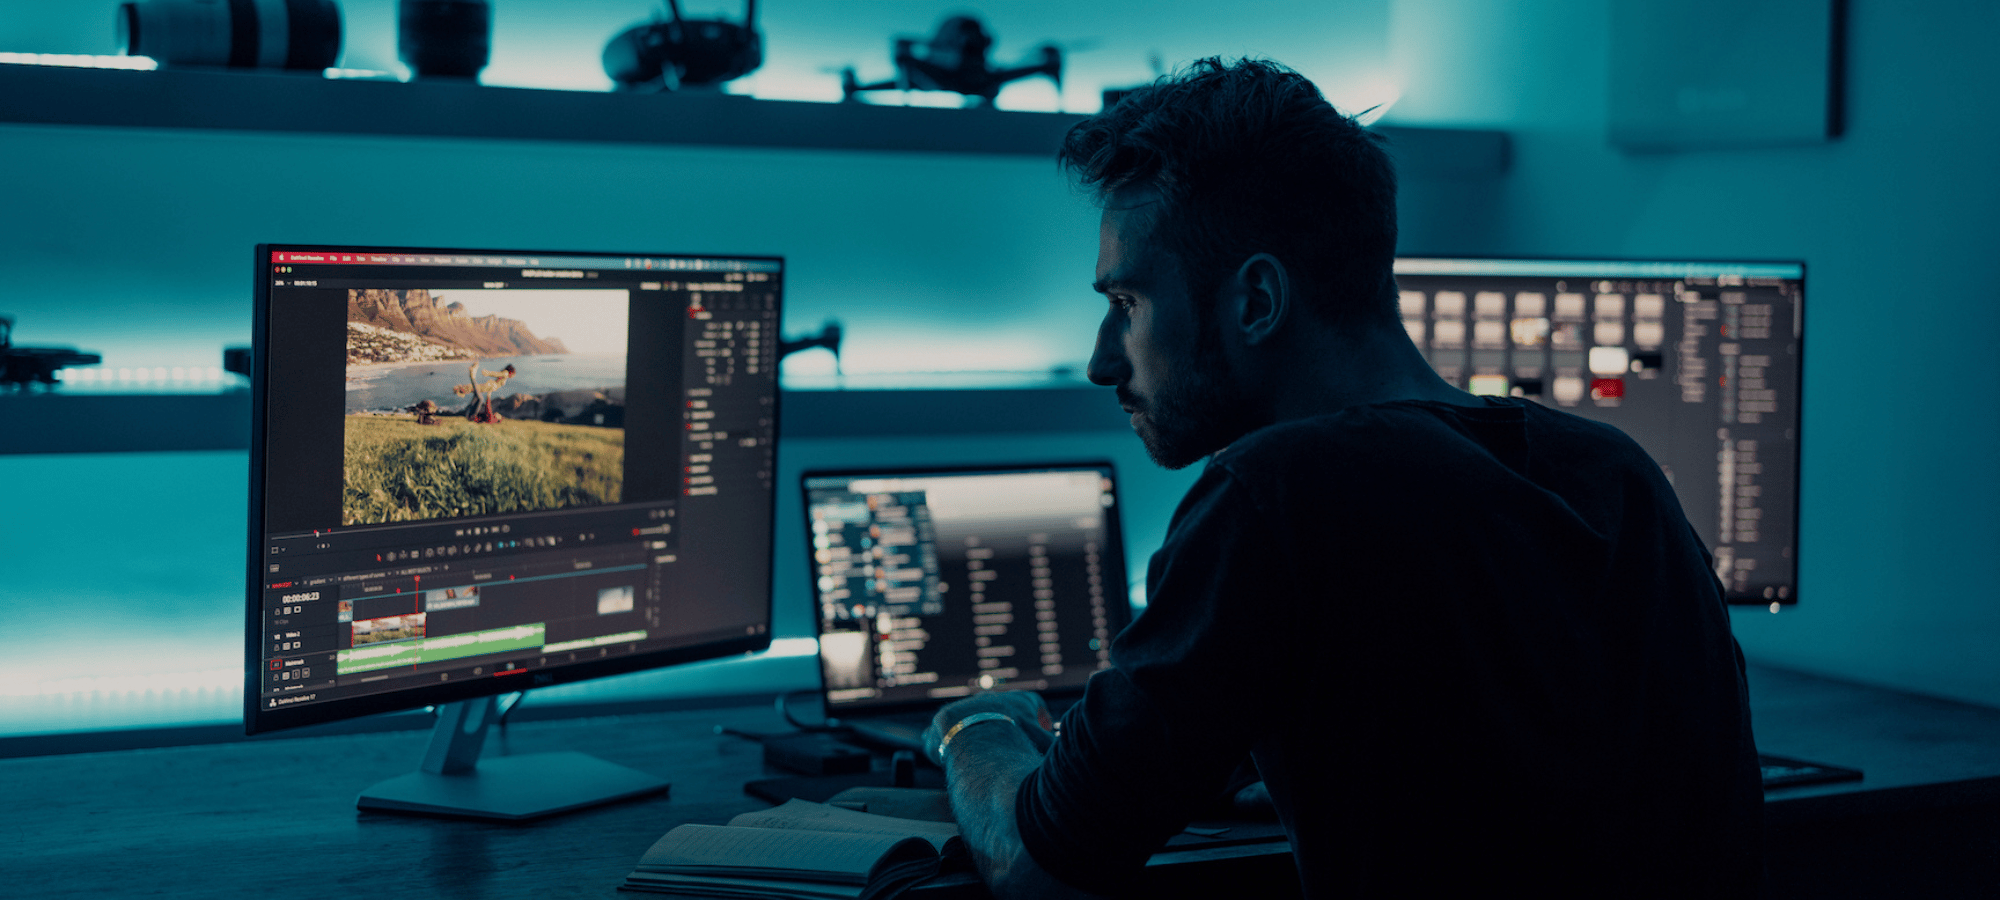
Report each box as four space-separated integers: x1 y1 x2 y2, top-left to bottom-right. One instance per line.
342 288 631 525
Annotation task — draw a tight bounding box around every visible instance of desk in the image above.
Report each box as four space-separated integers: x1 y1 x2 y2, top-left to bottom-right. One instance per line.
0 701 1293 899
3 664 1997 899
1746 666 2000 898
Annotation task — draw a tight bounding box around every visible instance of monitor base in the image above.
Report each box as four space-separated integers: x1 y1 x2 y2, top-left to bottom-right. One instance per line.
355 697 668 821
357 750 669 821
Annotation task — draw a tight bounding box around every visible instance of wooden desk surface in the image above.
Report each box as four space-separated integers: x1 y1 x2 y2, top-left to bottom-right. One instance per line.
4 664 1998 898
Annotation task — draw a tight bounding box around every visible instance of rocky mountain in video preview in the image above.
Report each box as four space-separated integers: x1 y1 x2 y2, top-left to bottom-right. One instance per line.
346 289 568 364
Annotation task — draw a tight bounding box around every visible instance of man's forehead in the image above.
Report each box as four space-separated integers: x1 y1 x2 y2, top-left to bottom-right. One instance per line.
1096 190 1164 282
1101 189 1162 235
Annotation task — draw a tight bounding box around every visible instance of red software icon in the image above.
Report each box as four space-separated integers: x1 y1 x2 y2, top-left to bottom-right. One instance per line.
1590 378 1625 400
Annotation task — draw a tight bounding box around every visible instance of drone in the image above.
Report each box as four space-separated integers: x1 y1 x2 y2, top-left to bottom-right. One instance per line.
604 0 762 91
779 321 843 374
0 315 100 391
841 15 1063 106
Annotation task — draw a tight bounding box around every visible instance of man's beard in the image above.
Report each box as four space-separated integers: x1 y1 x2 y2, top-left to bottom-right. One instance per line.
1123 334 1262 470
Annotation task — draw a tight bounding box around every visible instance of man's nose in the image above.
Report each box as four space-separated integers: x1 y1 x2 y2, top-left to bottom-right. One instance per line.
1086 315 1127 386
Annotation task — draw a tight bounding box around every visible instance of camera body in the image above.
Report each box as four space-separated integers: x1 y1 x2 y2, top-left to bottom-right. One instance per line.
397 0 490 80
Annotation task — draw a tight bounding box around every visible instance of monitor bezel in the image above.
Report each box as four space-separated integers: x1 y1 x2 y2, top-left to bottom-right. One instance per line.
799 459 1134 718
1394 254 1806 606
245 242 780 735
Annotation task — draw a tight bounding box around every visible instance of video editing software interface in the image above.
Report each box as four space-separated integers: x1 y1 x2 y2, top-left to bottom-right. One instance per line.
806 466 1132 711
1395 258 1802 603
249 245 780 730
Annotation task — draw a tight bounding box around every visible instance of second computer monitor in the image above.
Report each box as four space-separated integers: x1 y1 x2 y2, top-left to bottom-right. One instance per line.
1395 257 1803 605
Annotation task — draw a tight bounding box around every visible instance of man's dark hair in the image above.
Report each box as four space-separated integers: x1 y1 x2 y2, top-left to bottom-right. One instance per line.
1060 57 1400 331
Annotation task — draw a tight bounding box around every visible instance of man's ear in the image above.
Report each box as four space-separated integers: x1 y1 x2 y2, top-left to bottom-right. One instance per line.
1230 253 1290 346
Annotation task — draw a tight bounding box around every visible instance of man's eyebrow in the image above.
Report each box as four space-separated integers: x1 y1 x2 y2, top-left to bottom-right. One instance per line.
1093 277 1134 295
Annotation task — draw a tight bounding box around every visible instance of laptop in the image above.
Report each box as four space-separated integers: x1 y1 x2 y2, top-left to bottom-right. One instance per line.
802 462 1135 751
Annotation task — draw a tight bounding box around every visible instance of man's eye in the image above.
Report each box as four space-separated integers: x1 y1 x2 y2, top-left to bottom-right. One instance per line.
1111 295 1136 311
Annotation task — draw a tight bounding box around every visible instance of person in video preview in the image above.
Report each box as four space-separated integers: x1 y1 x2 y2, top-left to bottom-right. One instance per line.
920 58 1762 899
457 360 516 422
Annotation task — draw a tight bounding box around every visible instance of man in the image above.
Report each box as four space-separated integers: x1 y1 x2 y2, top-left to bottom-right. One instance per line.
921 58 1762 898
456 360 516 422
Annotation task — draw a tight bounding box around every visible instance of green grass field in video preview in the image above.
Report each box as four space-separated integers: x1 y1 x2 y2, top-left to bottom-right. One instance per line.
342 416 624 524
340 285 631 526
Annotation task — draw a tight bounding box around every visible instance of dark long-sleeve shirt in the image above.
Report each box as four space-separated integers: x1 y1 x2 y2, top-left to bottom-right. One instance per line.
1017 397 1762 898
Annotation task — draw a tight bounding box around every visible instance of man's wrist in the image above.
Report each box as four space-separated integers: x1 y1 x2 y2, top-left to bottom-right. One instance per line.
937 711 1015 761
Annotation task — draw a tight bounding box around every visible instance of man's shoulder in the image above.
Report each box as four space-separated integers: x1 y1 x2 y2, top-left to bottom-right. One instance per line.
1213 397 1496 470
1204 397 1665 517
1221 397 1642 463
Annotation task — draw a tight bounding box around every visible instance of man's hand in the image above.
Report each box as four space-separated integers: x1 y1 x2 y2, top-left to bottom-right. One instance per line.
920 689 1103 899
921 690 1056 765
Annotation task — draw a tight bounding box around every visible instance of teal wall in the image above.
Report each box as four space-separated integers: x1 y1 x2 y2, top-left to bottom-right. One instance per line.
0 126 1104 377
1390 0 2000 707
0 427 1200 735
5 1 1997 737
0 0 1406 377
0 1 1407 737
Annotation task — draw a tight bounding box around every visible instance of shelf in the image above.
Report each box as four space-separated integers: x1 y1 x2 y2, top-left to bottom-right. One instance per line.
0 62 1080 156
1 392 252 455
0 62 1507 173
0 386 1131 455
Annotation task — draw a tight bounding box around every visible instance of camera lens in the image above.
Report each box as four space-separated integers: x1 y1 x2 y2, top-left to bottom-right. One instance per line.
118 0 342 71
115 4 141 55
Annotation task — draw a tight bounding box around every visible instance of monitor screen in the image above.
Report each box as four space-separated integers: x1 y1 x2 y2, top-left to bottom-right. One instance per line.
1394 257 1803 605
247 244 781 734
803 463 1132 714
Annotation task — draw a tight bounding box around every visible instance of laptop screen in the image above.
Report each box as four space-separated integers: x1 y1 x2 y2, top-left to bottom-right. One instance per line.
804 463 1133 713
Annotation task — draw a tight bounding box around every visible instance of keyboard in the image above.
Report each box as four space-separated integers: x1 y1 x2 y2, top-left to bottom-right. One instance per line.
1759 752 1862 788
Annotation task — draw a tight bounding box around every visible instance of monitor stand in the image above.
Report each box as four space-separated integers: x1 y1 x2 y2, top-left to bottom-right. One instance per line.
356 695 670 821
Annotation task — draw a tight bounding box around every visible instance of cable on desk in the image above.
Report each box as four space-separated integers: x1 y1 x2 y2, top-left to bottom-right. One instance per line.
712 691 847 743
777 689 842 732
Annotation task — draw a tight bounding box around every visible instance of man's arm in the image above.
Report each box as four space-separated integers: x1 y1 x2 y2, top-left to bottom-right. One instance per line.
924 693 1106 900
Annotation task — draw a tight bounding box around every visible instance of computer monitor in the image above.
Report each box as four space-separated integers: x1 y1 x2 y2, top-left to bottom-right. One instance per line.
1394 257 1803 606
247 244 781 818
803 463 1133 728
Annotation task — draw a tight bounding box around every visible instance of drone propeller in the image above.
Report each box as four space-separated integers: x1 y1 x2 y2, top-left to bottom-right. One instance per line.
1027 38 1097 98
1034 44 1062 89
